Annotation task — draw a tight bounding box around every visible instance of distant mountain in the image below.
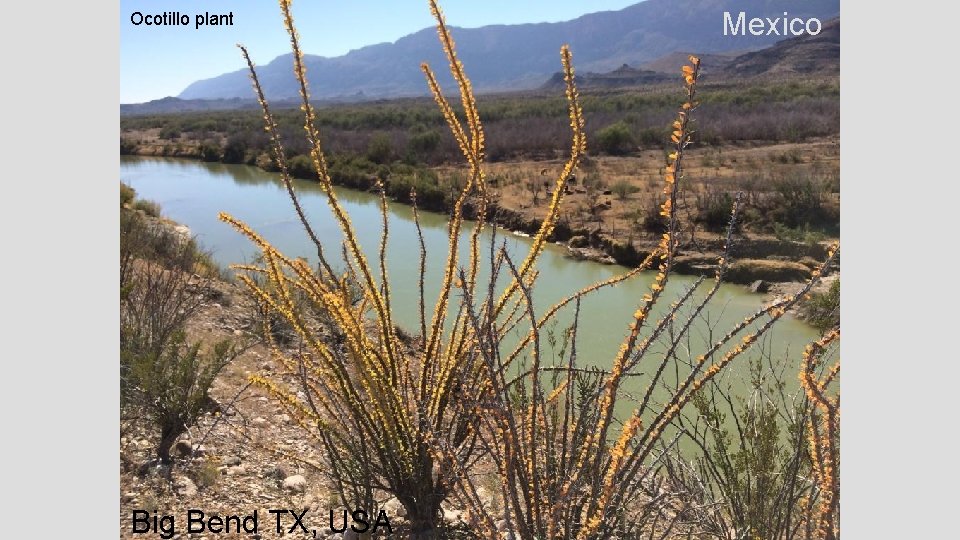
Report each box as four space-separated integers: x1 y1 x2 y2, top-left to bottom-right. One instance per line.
119 97 259 115
539 18 839 91
176 0 839 102
724 18 839 76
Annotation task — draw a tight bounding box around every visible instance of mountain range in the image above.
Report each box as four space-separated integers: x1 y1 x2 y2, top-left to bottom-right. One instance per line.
176 0 839 102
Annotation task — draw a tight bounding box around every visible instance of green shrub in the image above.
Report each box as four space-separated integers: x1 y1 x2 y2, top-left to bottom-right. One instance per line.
222 134 248 164
636 126 666 147
385 171 446 211
366 132 394 164
198 140 221 162
158 126 181 140
772 175 829 228
126 331 237 463
121 203 238 464
800 279 840 333
287 154 316 179
194 458 221 489
668 357 818 540
773 223 827 245
594 121 636 155
407 129 441 161
611 179 638 201
696 191 736 233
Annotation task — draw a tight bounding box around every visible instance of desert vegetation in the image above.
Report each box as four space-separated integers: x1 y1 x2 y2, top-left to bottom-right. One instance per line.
120 77 837 165
119 1 840 538
120 185 248 466
120 77 838 280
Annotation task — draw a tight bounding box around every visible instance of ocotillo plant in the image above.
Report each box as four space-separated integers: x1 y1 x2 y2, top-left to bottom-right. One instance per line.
221 0 587 536
433 58 840 539
221 0 840 537
800 328 840 539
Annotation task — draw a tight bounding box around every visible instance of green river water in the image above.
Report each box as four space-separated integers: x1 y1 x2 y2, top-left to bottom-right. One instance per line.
121 155 821 423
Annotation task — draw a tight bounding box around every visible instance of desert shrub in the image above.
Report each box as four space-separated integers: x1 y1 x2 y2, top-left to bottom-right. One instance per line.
121 209 217 279
635 126 667 147
222 133 249 164
158 126 181 140
664 353 828 540
125 330 237 463
287 154 316 179
121 78 838 162
121 193 240 464
254 152 279 172
132 199 161 217
120 137 139 155
593 120 636 155
198 139 221 162
772 174 826 228
696 189 737 233
194 457 221 489
799 279 840 333
773 222 828 245
120 182 136 207
366 132 394 164
611 179 638 201
637 194 668 233
407 128 442 162
386 171 447 211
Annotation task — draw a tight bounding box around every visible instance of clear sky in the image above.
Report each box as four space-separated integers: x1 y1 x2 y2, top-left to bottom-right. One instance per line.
120 0 643 103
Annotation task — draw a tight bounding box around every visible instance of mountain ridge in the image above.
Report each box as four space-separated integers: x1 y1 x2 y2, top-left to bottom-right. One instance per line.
175 0 839 102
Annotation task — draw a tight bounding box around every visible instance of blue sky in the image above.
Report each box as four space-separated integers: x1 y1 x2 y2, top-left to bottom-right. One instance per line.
120 0 643 103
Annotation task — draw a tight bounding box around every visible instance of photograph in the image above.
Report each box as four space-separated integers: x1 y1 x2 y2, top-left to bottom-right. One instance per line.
119 1 841 538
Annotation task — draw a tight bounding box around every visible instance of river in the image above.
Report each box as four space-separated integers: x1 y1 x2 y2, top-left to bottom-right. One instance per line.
121 155 821 422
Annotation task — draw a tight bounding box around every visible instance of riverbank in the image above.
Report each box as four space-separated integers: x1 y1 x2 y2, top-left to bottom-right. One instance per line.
123 140 838 287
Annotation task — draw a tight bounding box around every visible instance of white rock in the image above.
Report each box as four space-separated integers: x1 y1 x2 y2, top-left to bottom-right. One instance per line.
174 476 198 497
282 474 307 493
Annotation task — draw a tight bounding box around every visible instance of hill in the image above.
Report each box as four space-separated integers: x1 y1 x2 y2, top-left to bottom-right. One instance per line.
175 0 839 101
724 18 840 76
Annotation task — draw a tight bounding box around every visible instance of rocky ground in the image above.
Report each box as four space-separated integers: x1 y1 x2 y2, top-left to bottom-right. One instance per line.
121 277 388 539
119 276 500 539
